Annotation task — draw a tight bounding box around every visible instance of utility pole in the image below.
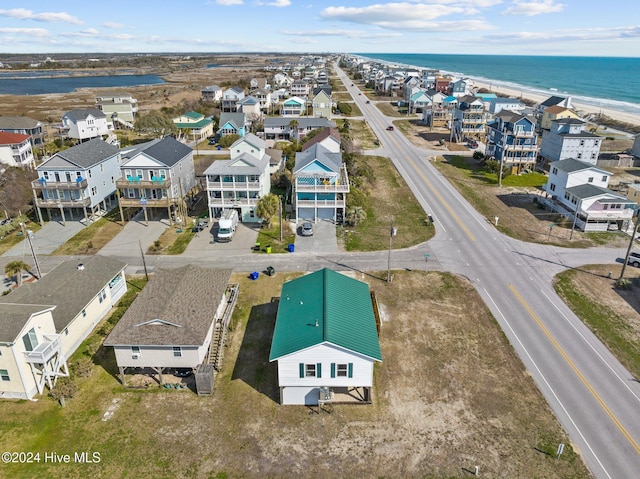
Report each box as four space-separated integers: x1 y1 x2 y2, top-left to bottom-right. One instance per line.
20 223 42 279
279 195 283 243
620 211 640 279
138 239 149 281
569 198 581 240
387 217 396 284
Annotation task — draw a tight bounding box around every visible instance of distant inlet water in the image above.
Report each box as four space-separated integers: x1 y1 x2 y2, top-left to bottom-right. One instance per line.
355 53 640 117
0 73 165 95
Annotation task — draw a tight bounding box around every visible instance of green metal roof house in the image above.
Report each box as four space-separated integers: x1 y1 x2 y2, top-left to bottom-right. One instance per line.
269 268 381 405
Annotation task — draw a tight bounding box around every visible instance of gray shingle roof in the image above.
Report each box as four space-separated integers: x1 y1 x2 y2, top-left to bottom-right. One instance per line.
134 136 192 167
0 116 42 130
0 256 126 334
264 117 334 129
104 266 232 346
63 108 106 121
230 133 264 151
566 184 632 202
219 112 246 130
203 152 270 176
293 143 342 174
550 158 609 175
0 304 56 343
540 95 567 108
39 138 120 169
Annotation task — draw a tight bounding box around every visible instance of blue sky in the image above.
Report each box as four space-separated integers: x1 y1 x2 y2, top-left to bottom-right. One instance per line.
0 1 638 56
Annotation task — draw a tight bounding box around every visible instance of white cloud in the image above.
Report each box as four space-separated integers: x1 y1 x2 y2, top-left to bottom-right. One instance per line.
0 8 83 24
502 0 564 16
482 25 640 43
102 21 124 29
257 0 291 5
215 0 243 5
282 29 401 39
321 3 457 23
0 27 50 37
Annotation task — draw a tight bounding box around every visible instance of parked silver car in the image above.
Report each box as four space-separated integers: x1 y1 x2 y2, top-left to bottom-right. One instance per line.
301 222 314 236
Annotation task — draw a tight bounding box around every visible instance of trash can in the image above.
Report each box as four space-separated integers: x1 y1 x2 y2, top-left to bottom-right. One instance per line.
266 266 275 276
249 271 259 280
287 243 295 253
217 145 221 151
265 245 272 254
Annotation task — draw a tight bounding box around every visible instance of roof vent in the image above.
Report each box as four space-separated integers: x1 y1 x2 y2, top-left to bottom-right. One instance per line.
77 263 85 270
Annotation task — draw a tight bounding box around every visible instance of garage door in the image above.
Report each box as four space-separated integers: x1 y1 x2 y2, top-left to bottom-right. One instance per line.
298 207 315 221
317 208 334 221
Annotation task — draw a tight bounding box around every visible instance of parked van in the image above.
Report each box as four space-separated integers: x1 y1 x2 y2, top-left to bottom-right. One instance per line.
217 209 238 242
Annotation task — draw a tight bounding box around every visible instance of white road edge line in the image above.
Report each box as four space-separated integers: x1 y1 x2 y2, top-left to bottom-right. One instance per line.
541 288 640 404
484 288 611 479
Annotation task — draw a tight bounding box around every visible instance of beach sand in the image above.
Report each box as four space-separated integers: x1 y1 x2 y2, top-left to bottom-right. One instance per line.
472 79 640 128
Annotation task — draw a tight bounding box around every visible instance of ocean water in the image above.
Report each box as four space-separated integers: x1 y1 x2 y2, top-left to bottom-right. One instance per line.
0 74 164 95
356 53 640 116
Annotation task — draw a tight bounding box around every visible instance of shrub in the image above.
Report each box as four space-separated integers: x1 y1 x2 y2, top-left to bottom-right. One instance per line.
48 377 78 403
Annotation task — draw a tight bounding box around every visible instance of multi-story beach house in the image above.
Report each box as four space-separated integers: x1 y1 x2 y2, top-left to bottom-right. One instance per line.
264 117 334 142
221 86 245 112
32 139 121 224
538 118 602 170
0 132 35 169
489 98 525 116
201 85 223 103
281 97 306 116
541 158 635 232
539 105 580 131
290 80 311 98
116 136 195 225
293 142 349 222
311 89 332 119
0 116 45 147
172 111 214 142
95 92 138 128
485 110 538 174
452 95 488 141
203 133 270 223
218 112 248 138
61 108 110 142
0 256 127 400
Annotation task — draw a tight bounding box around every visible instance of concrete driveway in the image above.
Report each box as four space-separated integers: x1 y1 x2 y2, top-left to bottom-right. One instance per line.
3 220 86 257
99 211 169 257
185 221 260 256
292 219 338 254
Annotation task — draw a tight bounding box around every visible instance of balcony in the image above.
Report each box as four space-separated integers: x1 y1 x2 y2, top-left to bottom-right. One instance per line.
116 177 170 189
503 143 538 152
208 197 258 208
296 199 346 208
24 334 62 364
35 197 91 208
206 181 261 190
32 178 88 190
118 196 174 208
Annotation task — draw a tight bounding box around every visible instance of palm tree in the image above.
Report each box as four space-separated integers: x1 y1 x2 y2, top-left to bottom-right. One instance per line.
346 206 367 227
288 119 299 141
5 260 31 287
256 194 280 228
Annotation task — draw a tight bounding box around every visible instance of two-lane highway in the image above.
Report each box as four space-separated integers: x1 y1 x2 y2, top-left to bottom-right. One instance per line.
336 65 640 478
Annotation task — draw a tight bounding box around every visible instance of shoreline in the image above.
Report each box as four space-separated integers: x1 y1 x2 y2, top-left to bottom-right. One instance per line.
471 78 640 128
355 54 640 128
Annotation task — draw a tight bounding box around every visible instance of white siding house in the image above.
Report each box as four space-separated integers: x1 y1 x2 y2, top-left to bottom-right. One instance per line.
61 108 110 141
0 256 127 400
542 158 635 231
269 269 382 405
104 266 233 385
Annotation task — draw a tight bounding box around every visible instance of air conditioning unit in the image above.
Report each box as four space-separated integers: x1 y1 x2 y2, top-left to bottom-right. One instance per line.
132 353 140 359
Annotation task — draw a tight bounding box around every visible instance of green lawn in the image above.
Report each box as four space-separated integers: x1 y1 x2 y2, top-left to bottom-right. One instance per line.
343 155 434 251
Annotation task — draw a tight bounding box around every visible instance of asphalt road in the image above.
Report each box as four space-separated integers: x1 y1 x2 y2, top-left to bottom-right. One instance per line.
3 67 638 478
337 66 640 479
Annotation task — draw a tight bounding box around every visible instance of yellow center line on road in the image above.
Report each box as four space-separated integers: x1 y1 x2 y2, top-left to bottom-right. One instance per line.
509 284 640 455
398 147 476 241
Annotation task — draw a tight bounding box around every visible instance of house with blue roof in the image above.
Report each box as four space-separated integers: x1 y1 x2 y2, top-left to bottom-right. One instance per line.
293 143 349 222
269 269 382 405
281 96 306 116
